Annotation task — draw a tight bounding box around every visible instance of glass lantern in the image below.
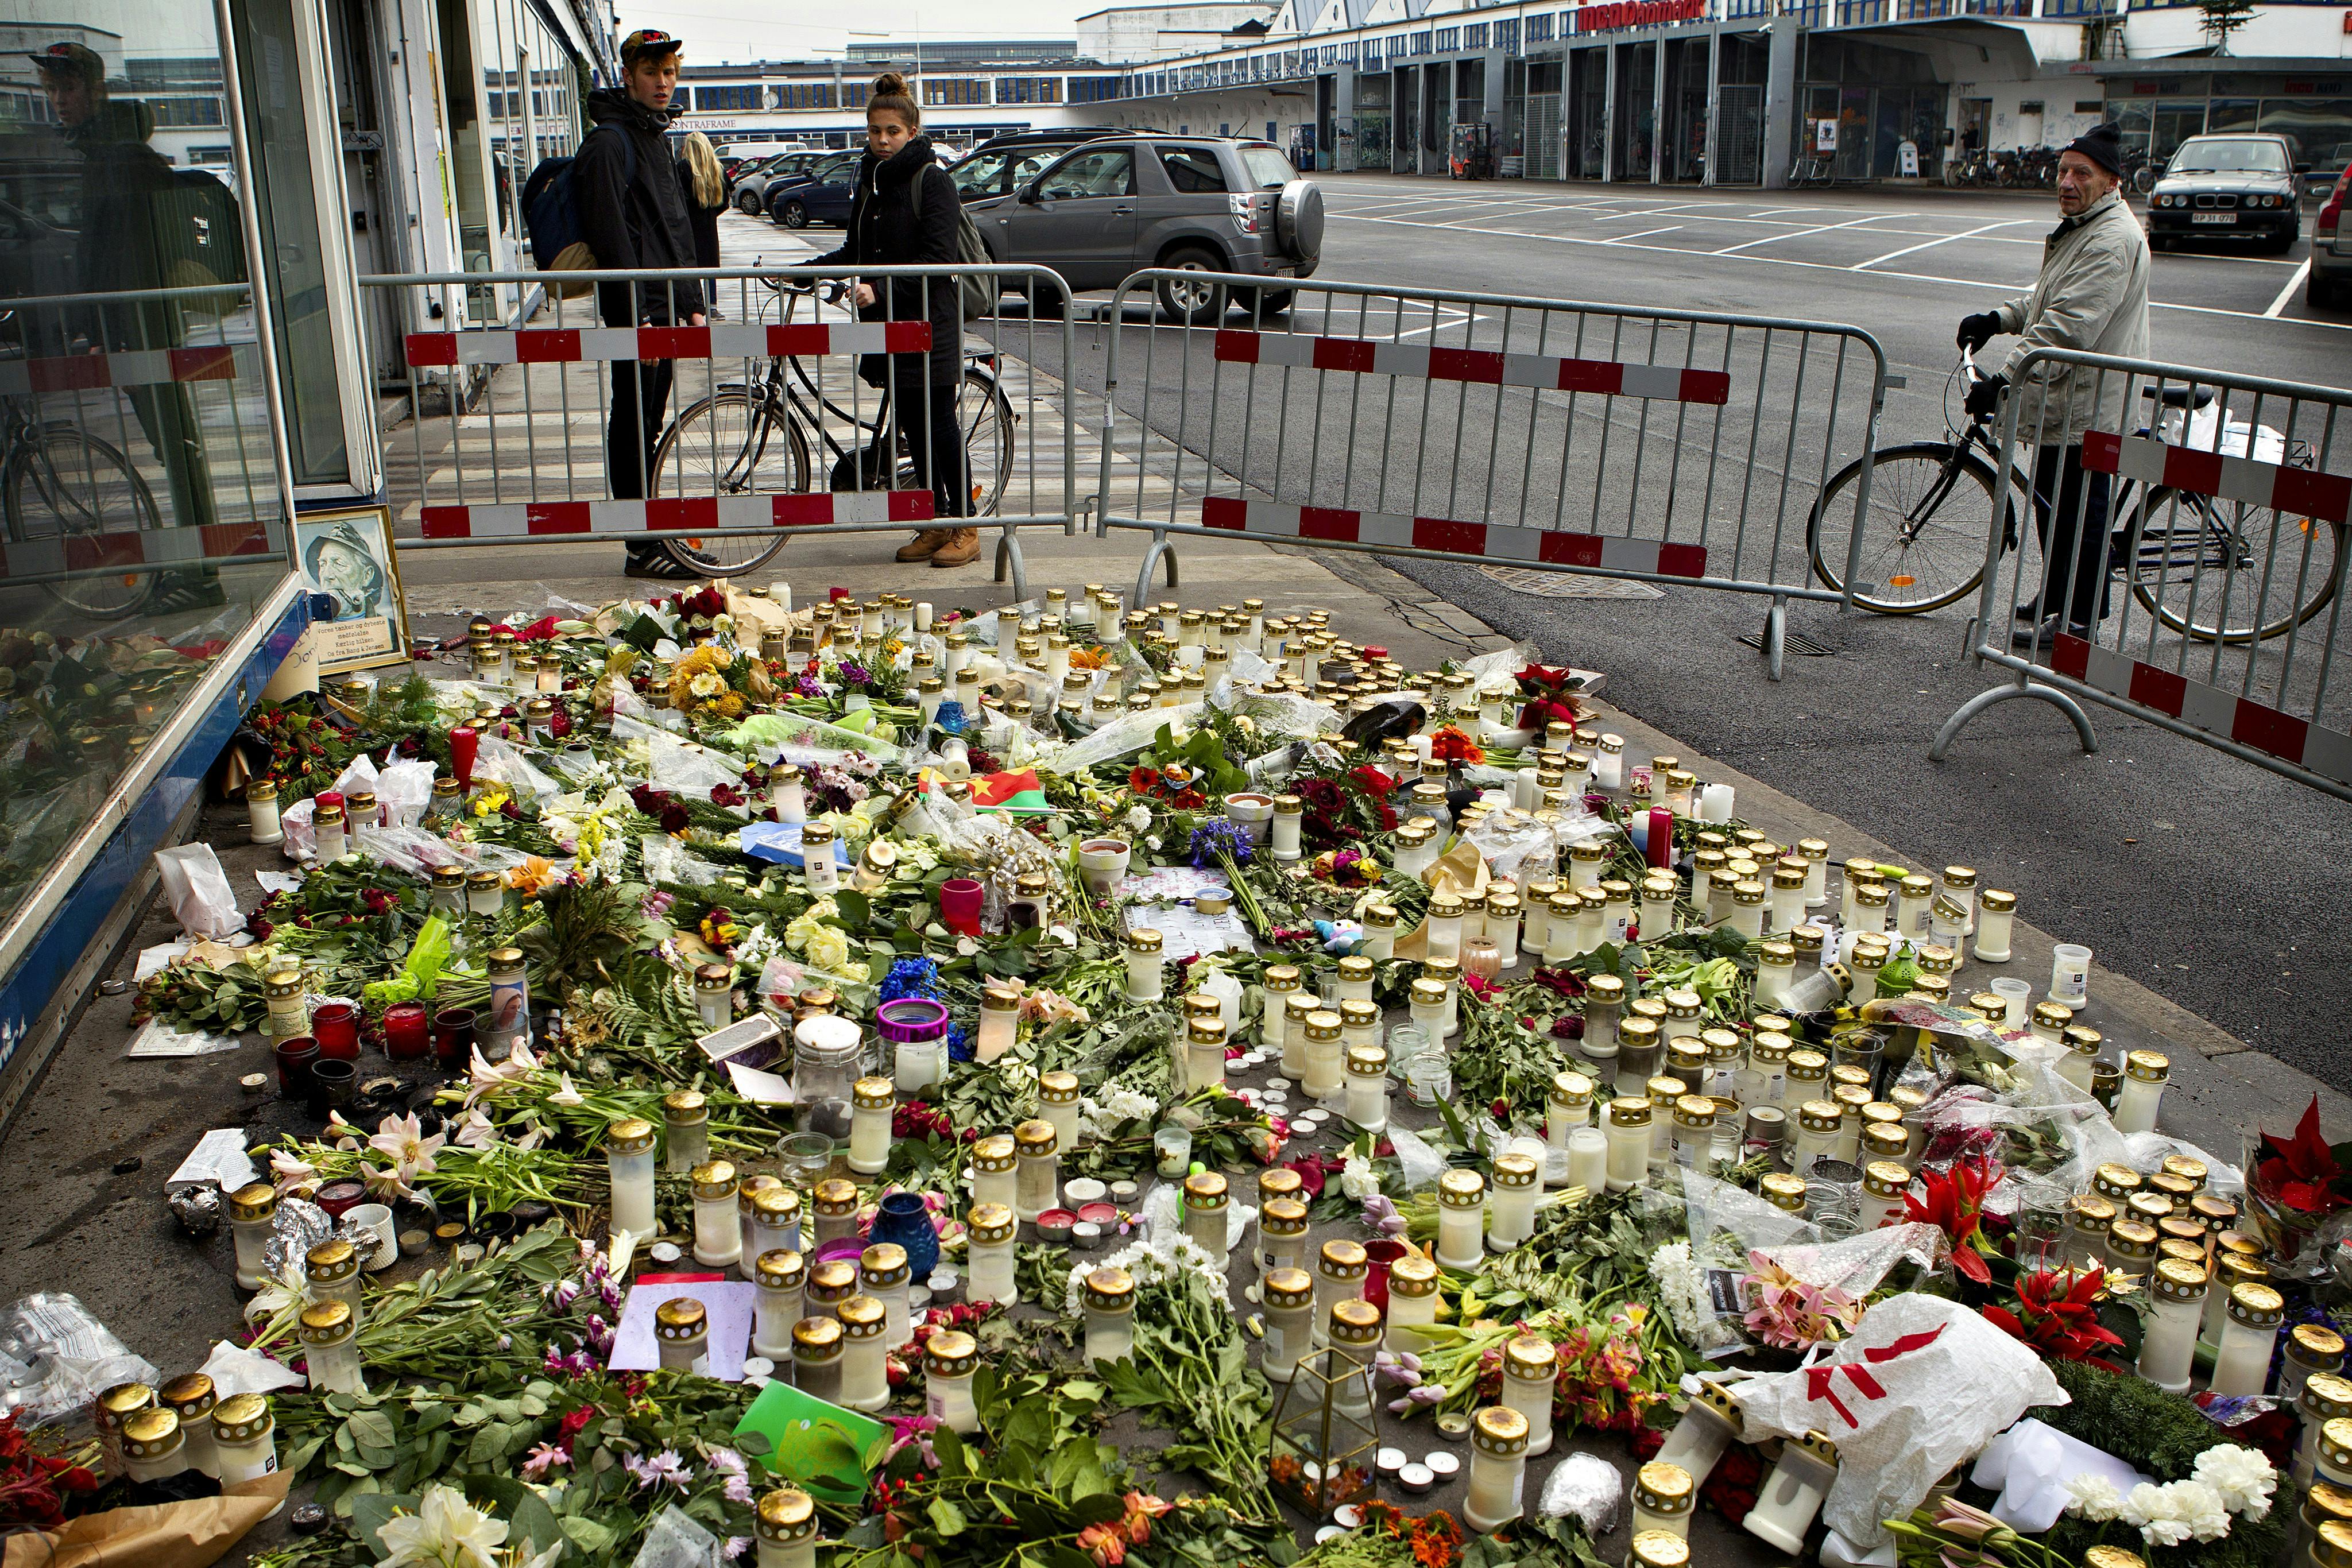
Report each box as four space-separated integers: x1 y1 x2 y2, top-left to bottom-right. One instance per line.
1267 1307 1382 1520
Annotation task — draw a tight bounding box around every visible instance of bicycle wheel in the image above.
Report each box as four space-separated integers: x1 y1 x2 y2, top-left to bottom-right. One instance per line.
956 367 1016 518
2125 489 2343 644
1808 440 2011 614
649 389 814 577
6 424 163 618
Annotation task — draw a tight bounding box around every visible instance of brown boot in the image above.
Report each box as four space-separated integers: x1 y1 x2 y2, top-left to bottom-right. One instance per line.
894 529 951 562
928 528 981 568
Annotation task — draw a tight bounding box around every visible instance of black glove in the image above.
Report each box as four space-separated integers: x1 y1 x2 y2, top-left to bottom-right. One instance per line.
1964 371 2006 420
1956 311 2002 351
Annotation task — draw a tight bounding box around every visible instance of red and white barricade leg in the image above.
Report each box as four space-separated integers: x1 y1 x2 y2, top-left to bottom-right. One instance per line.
1931 348 2352 801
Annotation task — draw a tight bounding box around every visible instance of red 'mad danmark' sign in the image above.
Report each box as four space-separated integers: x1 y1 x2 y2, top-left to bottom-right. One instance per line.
1574 0 1706 32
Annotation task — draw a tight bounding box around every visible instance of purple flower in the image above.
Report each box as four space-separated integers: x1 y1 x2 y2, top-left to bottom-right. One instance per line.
549 1279 581 1310
583 1314 614 1356
1387 1385 1446 1415
1360 1194 1408 1237
724 1539 753 1562
625 1448 694 1490
1373 1351 1423 1387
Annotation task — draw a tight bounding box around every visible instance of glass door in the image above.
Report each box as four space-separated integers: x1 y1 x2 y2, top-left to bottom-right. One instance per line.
235 0 374 494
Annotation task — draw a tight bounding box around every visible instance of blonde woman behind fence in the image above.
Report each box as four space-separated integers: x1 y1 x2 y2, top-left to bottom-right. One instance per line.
678 131 726 316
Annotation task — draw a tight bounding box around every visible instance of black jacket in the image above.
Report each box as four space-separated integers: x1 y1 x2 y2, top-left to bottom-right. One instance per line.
61 102 183 347
678 162 722 272
813 137 962 386
574 87 703 327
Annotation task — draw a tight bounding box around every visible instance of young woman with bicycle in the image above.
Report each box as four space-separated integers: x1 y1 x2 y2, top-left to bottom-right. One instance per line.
811 73 977 570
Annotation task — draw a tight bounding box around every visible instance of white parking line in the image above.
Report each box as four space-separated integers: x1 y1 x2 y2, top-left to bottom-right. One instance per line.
1712 212 1913 255
1852 219 2032 271
1603 226 1685 245
1322 211 2352 332
2265 260 2312 318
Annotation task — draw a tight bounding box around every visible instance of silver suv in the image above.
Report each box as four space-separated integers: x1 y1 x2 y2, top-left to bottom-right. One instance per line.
968 134 1325 320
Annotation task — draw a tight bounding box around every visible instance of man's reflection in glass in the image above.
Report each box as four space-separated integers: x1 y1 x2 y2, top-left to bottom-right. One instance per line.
33 40 224 611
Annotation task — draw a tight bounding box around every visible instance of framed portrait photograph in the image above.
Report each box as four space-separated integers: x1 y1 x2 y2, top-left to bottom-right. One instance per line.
293 505 411 676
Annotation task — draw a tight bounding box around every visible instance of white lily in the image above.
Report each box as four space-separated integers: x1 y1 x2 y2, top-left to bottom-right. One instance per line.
376 1483 509 1568
368 1112 445 1176
549 1073 587 1108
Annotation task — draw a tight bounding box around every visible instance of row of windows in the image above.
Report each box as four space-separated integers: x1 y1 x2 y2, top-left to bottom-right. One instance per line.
679 75 1123 112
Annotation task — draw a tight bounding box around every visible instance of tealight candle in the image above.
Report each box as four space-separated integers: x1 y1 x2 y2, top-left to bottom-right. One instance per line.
848 1078 895 1175
1123 928 1165 1001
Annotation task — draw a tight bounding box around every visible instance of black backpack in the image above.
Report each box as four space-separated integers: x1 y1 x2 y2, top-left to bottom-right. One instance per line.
153 168 249 319
523 128 637 296
905 165 996 323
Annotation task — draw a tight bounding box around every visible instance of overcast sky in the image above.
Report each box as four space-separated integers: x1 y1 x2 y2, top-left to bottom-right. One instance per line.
629 0 1086 64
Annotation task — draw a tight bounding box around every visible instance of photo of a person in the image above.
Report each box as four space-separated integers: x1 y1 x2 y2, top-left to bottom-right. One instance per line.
292 507 409 674
304 521 388 621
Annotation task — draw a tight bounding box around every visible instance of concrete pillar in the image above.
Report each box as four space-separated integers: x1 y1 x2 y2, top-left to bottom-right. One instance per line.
1761 21 1798 189
1483 44 1506 145
1702 29 1720 186
1334 62 1357 171
1651 40 1666 183
1601 43 1617 183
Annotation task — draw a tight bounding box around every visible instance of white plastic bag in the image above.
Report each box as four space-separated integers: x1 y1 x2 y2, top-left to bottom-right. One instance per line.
376 758 439 827
154 843 243 938
1732 1293 2068 1551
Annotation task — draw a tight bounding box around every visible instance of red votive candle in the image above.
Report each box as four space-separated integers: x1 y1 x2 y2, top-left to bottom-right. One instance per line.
382 1001 430 1060
312 1001 361 1060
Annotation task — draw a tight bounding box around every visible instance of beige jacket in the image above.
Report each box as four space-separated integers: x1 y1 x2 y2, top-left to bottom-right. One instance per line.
1995 190 2151 446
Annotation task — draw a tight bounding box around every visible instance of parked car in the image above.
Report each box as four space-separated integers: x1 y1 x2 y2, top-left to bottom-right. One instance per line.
2146 133 2307 254
768 152 862 230
966 135 1324 320
947 128 1125 203
734 152 830 215
2308 161 2351 310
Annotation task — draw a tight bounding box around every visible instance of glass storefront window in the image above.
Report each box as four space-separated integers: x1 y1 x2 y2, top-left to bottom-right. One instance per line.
2258 98 2352 171
0 17 291 932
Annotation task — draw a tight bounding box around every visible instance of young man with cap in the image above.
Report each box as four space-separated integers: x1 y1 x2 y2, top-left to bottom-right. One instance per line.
576 28 707 579
1954 122 2150 649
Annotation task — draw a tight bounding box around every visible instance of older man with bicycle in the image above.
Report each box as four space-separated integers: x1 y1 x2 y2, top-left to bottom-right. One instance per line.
1955 122 2149 649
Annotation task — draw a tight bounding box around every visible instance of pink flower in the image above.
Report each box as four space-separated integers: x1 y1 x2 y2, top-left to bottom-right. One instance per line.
521 1443 571 1478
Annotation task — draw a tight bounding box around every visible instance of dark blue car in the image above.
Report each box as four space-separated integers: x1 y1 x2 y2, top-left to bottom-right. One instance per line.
767 152 861 230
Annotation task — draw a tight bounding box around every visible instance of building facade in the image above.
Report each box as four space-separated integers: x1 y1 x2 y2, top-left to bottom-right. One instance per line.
660 2 2349 187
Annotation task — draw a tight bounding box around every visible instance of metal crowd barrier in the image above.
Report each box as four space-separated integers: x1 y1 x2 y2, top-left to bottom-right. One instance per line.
1089 272 1891 678
362 265 1080 598
1931 347 2352 802
0 281 287 591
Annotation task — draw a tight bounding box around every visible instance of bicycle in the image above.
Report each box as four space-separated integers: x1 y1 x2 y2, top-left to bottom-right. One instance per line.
647 275 1018 577
1806 349 2342 643
1788 154 1832 187
0 375 163 619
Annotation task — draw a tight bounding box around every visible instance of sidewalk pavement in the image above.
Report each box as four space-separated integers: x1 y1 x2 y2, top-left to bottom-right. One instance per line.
0 512 2333 1564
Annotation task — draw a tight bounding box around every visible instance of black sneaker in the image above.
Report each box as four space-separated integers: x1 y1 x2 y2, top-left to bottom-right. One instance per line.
150 575 227 613
622 549 698 580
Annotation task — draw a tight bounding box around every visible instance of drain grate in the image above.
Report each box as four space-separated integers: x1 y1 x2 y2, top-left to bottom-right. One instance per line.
1736 630 1838 657
1477 565 1663 600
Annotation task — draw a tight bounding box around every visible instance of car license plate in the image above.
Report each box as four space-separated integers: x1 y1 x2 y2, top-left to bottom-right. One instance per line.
1272 265 1297 276
2191 212 2235 224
